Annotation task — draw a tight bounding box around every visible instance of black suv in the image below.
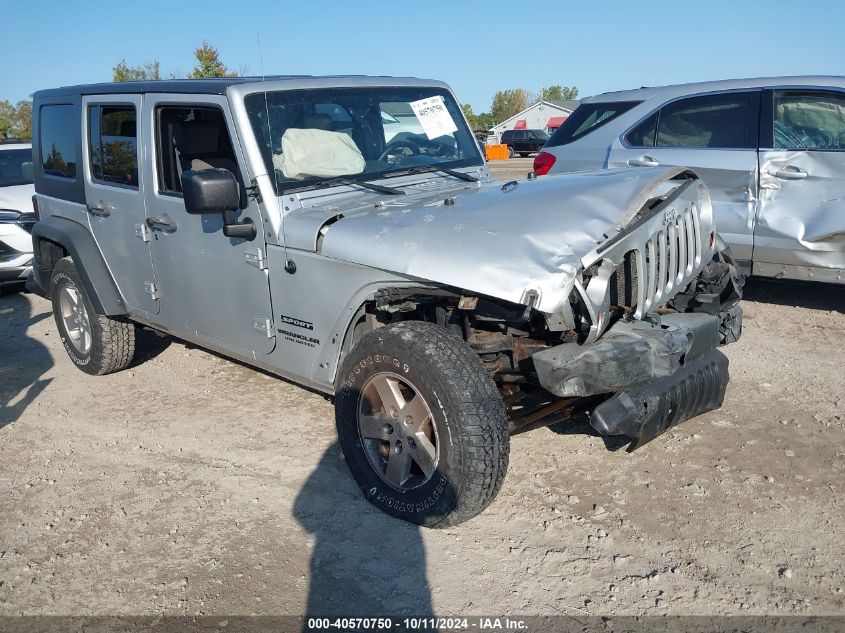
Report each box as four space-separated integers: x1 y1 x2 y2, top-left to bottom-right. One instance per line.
500 129 550 157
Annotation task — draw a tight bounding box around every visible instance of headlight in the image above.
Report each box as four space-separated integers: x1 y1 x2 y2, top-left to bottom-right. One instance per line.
0 209 23 223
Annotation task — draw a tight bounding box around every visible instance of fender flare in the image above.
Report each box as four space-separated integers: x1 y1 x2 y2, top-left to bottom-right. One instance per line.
31 216 127 315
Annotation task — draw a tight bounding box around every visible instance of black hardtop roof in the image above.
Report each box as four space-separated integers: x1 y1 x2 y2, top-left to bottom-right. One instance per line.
33 75 418 99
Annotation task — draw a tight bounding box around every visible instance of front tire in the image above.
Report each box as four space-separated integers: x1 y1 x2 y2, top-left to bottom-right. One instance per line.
335 321 509 527
50 257 135 376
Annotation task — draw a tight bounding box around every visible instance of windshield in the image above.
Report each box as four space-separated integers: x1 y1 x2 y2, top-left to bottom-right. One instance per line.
0 147 34 187
244 87 482 193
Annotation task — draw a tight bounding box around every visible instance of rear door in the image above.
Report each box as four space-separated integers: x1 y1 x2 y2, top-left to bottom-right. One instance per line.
754 88 845 281
82 95 159 315
610 91 760 266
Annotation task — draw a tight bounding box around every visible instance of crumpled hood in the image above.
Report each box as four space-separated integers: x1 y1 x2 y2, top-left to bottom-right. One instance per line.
0 183 35 214
295 166 687 314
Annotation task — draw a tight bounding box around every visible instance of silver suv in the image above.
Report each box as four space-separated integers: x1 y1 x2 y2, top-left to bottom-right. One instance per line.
29 76 742 526
535 76 845 285
0 141 36 289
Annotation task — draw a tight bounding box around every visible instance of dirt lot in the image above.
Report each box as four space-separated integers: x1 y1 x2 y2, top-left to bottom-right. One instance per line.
1 162 843 619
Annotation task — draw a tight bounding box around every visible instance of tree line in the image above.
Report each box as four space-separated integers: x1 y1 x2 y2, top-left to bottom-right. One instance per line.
2 41 576 140
0 42 238 140
462 85 579 132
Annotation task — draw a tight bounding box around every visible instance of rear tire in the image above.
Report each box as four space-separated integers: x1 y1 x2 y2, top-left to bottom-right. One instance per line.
335 321 509 527
50 257 135 376
507 146 515 158
519 152 529 158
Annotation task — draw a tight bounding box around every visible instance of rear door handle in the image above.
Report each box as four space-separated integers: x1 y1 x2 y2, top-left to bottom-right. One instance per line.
769 165 808 180
627 155 660 167
146 215 177 232
86 202 110 217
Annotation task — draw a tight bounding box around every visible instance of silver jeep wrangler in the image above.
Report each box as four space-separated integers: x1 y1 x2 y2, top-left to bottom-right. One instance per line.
29 76 742 527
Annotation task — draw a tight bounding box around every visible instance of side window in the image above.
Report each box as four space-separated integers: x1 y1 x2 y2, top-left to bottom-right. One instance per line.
625 111 658 147
656 93 752 149
155 105 239 195
89 105 138 187
40 105 78 179
774 91 845 150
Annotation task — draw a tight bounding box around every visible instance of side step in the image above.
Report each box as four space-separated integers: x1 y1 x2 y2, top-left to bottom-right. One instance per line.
589 349 729 451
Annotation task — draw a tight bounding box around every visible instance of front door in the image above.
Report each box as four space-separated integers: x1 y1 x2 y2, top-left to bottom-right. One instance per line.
610 90 760 266
82 95 159 315
755 88 845 281
141 95 275 354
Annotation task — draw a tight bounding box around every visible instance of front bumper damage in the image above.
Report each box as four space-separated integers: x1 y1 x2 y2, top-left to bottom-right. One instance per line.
533 307 742 449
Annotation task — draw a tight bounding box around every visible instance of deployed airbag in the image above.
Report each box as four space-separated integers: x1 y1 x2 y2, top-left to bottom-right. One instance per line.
275 128 365 180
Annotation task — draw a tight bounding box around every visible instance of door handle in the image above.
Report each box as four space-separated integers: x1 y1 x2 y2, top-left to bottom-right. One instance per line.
769 165 808 180
627 155 660 167
146 215 177 232
86 202 110 217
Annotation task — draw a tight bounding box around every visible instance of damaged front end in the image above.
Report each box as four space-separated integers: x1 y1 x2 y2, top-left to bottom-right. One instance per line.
532 176 744 449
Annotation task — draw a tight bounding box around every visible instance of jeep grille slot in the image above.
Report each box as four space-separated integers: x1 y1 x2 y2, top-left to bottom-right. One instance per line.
609 250 639 310
636 203 701 318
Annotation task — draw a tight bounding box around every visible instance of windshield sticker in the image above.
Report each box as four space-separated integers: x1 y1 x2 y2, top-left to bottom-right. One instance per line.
409 96 458 140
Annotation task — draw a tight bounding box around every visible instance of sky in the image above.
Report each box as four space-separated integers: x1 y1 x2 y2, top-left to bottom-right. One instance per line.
2 0 843 112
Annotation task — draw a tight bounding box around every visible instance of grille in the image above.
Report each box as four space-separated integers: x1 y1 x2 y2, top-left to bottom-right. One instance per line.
634 204 702 318
16 213 37 234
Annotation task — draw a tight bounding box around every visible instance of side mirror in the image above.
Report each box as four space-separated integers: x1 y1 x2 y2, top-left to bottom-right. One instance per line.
181 169 256 240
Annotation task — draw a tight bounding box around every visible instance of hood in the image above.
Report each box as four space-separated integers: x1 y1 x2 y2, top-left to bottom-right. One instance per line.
288 166 688 315
0 183 35 214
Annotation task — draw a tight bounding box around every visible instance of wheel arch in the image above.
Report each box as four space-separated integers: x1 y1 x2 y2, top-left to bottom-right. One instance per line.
31 216 127 315
327 285 463 389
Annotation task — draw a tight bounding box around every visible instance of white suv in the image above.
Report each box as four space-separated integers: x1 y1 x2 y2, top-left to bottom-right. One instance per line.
0 141 35 290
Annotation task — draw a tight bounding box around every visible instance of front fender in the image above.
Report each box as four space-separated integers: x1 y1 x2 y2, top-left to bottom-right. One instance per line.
30 216 126 315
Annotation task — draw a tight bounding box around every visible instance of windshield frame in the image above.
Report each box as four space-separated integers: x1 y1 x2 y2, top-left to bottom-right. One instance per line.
243 86 483 195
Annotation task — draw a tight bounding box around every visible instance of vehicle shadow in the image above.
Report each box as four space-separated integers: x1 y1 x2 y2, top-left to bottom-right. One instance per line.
293 442 435 627
0 293 54 429
545 413 631 451
743 278 845 313
130 326 173 367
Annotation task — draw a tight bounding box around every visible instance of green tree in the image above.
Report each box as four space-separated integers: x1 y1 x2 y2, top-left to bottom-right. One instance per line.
0 99 33 139
0 100 16 138
475 112 495 131
491 89 530 123
538 85 579 102
13 100 32 138
112 59 161 82
188 41 238 78
461 103 476 129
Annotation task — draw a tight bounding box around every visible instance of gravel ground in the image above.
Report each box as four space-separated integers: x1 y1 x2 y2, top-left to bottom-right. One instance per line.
0 163 843 618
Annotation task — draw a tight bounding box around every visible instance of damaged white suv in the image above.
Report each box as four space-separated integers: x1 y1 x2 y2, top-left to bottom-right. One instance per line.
30 76 743 526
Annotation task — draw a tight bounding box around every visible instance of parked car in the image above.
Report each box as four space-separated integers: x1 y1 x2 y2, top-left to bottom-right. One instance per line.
0 141 36 291
29 76 742 527
501 128 549 157
534 76 845 284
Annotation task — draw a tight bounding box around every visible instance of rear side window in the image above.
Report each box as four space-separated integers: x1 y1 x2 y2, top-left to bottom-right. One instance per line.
774 91 845 150
89 105 138 188
655 93 753 149
546 101 640 147
40 105 78 179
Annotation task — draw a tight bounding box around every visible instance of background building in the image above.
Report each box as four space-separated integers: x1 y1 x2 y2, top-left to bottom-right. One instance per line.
490 99 579 142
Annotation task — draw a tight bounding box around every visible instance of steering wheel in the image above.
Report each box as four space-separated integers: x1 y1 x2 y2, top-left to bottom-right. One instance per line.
378 137 422 163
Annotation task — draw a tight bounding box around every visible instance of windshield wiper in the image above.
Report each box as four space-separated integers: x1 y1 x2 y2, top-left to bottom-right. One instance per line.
286 177 405 195
384 165 479 182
